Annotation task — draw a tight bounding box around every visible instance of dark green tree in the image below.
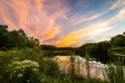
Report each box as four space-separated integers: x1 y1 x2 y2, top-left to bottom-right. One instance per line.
41 45 57 50
110 35 125 46
0 25 9 50
85 41 111 63
0 25 40 50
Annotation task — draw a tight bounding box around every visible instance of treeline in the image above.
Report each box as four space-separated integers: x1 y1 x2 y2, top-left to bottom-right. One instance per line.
0 25 39 50
41 31 125 63
77 41 111 62
76 31 125 63
41 44 77 50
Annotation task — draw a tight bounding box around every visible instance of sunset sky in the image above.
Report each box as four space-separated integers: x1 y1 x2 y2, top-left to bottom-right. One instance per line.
0 0 125 47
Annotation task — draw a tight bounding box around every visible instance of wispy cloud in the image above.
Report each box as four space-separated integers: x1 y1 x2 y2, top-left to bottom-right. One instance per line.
0 0 68 42
55 6 125 47
69 0 125 26
0 0 125 47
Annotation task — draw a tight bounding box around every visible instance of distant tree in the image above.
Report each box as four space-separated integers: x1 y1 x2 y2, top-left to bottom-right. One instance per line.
0 25 8 31
78 43 93 57
123 31 125 37
97 41 111 62
41 45 57 50
18 29 27 38
57 47 76 50
0 25 9 50
123 31 125 34
34 39 40 45
110 35 125 46
27 37 36 48
84 41 111 63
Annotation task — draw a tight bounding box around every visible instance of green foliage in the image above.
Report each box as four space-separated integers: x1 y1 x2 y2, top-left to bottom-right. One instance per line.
0 51 14 82
80 41 111 63
9 60 41 83
39 73 61 83
83 78 108 83
78 31 125 63
85 54 90 78
78 43 93 56
69 56 76 78
106 60 125 83
0 25 40 50
41 45 57 50
108 47 125 61
108 47 125 56
39 58 61 77
110 34 125 46
14 48 43 61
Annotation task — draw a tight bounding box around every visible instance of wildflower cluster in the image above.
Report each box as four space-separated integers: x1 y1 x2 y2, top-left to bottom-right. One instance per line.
12 60 39 71
9 60 41 83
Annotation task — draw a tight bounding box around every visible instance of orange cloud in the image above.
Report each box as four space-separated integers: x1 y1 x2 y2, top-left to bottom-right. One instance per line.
0 0 68 44
55 6 125 47
55 23 114 47
0 0 125 47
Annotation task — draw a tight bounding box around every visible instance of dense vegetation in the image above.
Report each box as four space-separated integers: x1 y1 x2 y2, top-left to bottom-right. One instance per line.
78 32 125 63
0 24 125 83
0 25 40 50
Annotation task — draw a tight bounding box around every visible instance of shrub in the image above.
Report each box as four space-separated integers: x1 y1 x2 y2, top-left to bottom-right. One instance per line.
9 60 41 83
0 53 14 82
14 48 43 61
39 58 61 77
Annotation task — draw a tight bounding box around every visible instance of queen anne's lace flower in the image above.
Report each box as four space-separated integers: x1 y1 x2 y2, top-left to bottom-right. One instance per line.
12 60 39 69
17 73 23 78
10 60 40 79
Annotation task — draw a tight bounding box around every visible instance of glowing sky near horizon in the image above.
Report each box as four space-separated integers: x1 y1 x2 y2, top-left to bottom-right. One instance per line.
0 0 125 47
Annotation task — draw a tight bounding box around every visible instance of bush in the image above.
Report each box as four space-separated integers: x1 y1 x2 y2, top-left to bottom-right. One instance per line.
14 48 43 61
9 60 41 83
0 53 14 82
0 47 8 51
39 58 61 77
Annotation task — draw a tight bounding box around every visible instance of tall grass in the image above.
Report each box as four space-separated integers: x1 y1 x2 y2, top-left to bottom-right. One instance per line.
85 54 90 78
106 58 125 83
38 58 61 78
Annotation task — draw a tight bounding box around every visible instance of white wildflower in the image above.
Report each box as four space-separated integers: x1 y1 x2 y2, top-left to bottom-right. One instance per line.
21 60 40 68
17 73 23 78
13 71 16 73
13 61 21 65
11 60 40 78
27 80 30 83
33 68 38 72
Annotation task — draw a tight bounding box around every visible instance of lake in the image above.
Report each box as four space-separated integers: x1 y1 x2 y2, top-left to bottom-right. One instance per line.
53 55 108 80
